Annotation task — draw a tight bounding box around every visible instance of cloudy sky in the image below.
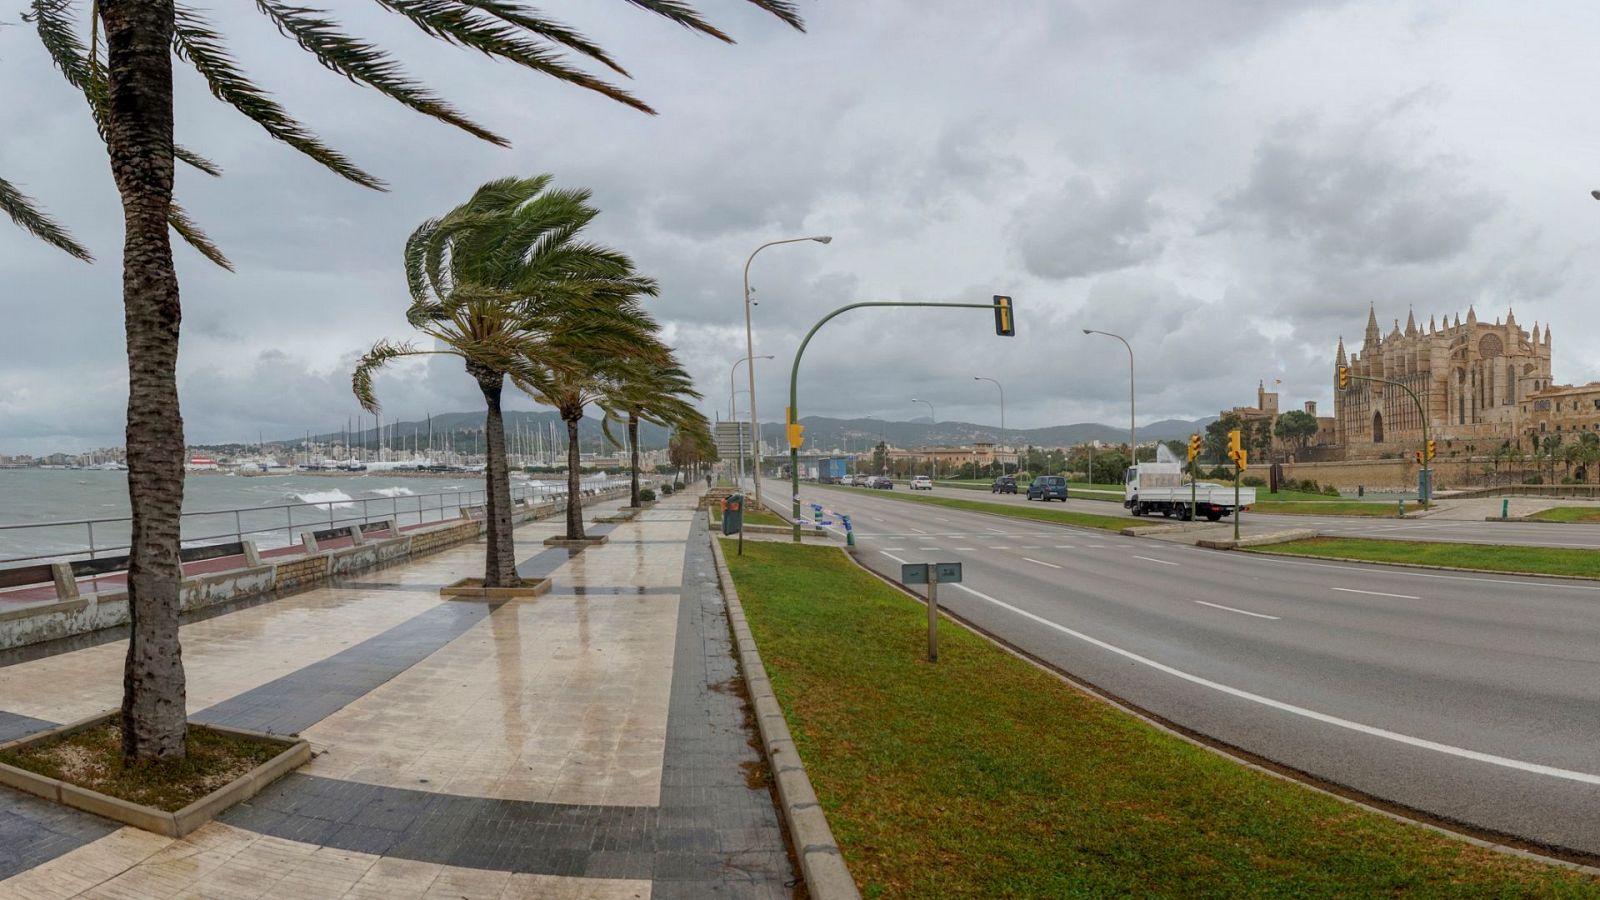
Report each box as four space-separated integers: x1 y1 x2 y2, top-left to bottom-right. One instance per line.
3 0 1600 454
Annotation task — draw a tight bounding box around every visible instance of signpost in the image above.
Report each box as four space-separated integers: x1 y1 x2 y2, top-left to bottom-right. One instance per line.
900 561 962 662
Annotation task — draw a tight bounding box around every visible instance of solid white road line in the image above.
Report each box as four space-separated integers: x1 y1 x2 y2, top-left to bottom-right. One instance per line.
1195 600 1280 620
879 550 910 564
946 582 1600 785
1022 557 1062 569
1055 545 1075 549
1332 587 1421 600
1132 555 1178 566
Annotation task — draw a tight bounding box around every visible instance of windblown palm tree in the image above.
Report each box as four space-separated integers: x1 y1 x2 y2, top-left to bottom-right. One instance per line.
353 175 654 587
602 352 708 508
4 0 805 763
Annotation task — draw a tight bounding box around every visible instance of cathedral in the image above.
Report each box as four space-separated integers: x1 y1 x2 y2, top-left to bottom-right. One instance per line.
1333 306 1554 456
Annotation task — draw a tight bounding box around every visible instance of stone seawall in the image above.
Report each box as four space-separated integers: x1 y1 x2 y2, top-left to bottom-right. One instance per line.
0 488 626 651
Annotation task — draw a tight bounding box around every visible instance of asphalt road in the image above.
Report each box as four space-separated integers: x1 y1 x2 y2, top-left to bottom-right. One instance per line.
866 481 1600 549
791 483 1600 857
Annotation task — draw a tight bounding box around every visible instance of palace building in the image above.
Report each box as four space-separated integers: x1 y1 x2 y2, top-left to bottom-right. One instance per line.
1333 306 1555 456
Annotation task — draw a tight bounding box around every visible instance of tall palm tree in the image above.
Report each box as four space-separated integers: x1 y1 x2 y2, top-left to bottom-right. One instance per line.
519 304 664 540
353 175 653 587
5 0 805 764
602 353 707 508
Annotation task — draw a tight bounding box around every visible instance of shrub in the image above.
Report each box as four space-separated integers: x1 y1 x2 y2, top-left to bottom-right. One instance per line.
673 480 685 490
1323 485 1341 496
1241 476 1267 488
639 488 657 503
661 484 674 495
1527 475 1544 485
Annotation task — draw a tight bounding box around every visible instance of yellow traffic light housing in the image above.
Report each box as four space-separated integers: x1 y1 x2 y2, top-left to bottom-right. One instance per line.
1232 449 1248 472
992 295 1015 337
1227 429 1242 456
786 423 805 449
1414 450 1423 465
1338 366 1350 390
1426 439 1436 461
1187 433 1201 461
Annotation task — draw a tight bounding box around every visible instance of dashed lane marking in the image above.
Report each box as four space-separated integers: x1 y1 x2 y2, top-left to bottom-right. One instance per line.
1022 557 1062 569
1332 587 1421 600
1195 600 1280 620
879 550 911 564
1132 555 1179 566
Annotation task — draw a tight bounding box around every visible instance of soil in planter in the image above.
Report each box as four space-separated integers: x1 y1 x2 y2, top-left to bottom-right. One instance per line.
0 724 281 812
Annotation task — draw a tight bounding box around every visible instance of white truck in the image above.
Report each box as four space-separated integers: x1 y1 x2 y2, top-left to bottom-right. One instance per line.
1124 462 1255 521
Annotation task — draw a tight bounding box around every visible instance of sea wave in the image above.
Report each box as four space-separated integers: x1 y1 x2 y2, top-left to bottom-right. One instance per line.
369 486 416 498
290 489 356 509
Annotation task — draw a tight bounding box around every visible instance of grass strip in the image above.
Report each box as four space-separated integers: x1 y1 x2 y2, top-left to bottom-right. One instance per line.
710 507 788 528
1252 500 1421 517
1248 537 1600 579
820 483 1130 531
1524 507 1600 524
723 540 1596 897
0 723 282 811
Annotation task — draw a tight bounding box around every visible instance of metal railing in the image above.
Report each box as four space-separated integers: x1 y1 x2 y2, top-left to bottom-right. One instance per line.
0 478 626 569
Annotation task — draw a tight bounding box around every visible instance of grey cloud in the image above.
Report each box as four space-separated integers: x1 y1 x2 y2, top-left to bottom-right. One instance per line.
1013 177 1164 279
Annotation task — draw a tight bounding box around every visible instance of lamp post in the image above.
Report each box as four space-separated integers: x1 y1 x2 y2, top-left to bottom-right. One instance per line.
1083 329 1136 461
744 235 832 510
912 398 936 479
730 355 772 491
973 376 1006 476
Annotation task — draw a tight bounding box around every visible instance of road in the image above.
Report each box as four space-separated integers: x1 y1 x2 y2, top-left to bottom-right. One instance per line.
891 482 1600 549
792 483 1600 857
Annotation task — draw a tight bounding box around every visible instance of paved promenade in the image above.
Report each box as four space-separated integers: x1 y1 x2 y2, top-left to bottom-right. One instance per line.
0 493 796 898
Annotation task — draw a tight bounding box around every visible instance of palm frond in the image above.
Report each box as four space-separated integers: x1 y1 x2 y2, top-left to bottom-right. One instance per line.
0 174 93 261
173 3 385 190
253 1 508 146
373 1 655 115
352 339 449 412
454 2 629 75
626 0 806 37
167 201 234 270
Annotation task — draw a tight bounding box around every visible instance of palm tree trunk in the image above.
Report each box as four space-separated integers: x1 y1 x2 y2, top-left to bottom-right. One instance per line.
628 413 640 508
563 411 586 540
470 363 517 587
102 0 188 763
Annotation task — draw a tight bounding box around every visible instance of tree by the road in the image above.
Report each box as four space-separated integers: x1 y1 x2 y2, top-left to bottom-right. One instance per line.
1274 410 1319 455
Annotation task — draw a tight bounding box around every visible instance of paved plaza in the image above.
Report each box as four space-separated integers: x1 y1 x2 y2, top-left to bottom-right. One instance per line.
0 495 797 898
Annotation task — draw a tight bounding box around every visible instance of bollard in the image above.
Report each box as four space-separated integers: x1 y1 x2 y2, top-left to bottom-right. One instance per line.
842 514 854 547
1397 498 1404 518
1502 498 1509 520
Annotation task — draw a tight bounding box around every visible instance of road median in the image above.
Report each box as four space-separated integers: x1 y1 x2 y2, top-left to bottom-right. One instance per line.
716 538 1596 896
1246 537 1600 580
816 484 1131 532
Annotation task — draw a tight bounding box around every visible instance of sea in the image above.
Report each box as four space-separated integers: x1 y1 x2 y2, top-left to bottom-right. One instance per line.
0 468 618 565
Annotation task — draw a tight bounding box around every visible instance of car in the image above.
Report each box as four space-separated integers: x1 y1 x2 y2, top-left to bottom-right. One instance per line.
910 475 934 490
852 473 870 486
869 476 894 489
991 475 1017 494
1027 475 1069 501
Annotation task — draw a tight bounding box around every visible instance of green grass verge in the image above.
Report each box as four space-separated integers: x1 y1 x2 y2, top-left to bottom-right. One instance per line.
711 507 787 528
1524 507 1600 523
1249 537 1600 578
1251 500 1421 517
722 540 1593 897
820 483 1130 531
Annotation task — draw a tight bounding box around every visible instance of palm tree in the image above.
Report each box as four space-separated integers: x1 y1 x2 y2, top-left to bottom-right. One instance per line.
5 1 805 764
602 354 708 508
353 176 653 587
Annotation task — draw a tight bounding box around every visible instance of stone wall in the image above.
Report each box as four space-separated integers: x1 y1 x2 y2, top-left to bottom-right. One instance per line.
1282 456 1490 491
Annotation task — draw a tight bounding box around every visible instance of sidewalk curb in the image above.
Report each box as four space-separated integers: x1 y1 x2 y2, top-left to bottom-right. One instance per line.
1197 529 1320 550
1242 548 1600 583
708 534 861 900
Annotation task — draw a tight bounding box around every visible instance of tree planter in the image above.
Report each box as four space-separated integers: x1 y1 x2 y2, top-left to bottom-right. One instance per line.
0 711 308 838
594 509 638 524
544 535 610 548
439 578 551 600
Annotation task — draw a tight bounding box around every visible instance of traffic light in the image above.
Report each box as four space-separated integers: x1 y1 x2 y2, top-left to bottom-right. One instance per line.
1187 433 1202 461
1414 450 1423 465
787 423 805 449
993 295 1015 336
1426 439 1436 461
1338 366 1350 390
1235 449 1248 472
1227 429 1242 457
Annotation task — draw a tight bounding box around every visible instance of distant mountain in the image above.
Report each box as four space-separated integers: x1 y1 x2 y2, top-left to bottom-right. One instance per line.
757 415 1218 451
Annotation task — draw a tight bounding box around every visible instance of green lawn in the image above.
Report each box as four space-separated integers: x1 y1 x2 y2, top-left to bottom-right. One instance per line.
1524 506 1600 523
722 540 1593 898
1252 500 1422 517
711 506 787 528
1252 537 1600 578
819 483 1131 531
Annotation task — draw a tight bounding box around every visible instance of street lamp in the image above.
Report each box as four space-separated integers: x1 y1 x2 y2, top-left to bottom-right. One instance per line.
743 235 832 510
1083 329 1136 461
911 398 936 479
973 376 1006 476
729 356 770 490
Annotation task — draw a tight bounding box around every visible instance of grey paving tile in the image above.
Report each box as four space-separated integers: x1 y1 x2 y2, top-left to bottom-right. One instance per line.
0 785 120 881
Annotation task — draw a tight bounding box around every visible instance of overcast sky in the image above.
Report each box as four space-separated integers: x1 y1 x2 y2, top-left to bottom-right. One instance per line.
3 0 1600 454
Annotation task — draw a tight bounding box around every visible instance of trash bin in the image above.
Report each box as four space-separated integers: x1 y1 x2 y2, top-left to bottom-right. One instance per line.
721 494 744 536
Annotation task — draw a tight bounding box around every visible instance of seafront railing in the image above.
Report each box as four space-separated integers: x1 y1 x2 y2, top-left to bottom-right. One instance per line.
0 479 613 568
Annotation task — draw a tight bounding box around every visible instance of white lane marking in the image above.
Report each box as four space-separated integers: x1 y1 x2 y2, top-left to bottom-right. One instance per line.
987 545 1009 550
986 527 1007 533
955 547 977 551
1195 600 1280 620
883 547 905 551
918 546 940 551
909 527 928 534
1242 553 1600 593
1022 557 1062 569
879 550 910 564
1021 545 1041 550
1133 555 1178 566
935 517 950 523
1085 544 1107 549
1332 587 1421 600
946 582 1600 785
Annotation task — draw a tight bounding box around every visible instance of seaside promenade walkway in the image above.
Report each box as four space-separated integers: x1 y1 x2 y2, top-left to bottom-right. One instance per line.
0 492 797 898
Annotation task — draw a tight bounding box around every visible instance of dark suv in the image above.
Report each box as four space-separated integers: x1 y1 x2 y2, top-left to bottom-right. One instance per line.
991 475 1017 494
1027 475 1069 502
